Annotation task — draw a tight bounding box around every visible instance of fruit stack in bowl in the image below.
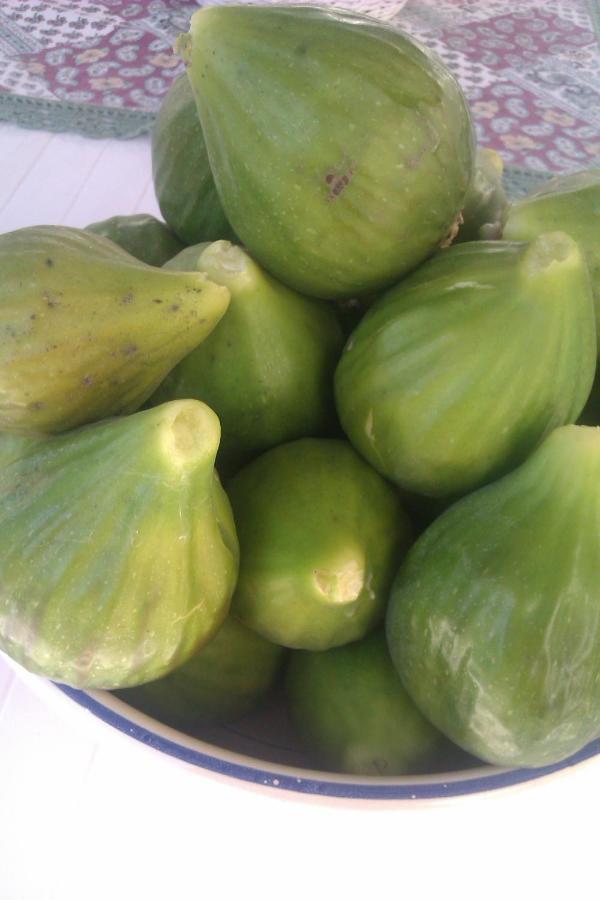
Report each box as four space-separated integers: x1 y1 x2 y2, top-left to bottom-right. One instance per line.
1 4 599 779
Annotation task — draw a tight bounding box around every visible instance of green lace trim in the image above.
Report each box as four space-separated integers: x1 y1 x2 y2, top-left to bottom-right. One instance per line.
0 92 155 140
503 166 552 199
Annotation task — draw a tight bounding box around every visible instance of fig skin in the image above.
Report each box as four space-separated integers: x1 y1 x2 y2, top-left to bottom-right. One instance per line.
503 169 600 328
504 170 600 427
116 615 286 727
152 74 235 246
228 438 412 651
335 232 596 498
0 401 239 690
152 241 344 473
387 425 600 768
0 226 230 434
177 4 474 299
86 213 184 267
286 630 457 776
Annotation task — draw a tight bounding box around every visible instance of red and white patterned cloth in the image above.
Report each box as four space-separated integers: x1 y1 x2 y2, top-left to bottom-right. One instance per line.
0 0 599 175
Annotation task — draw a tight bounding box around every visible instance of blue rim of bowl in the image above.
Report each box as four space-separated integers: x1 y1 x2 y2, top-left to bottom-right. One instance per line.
56 683 600 800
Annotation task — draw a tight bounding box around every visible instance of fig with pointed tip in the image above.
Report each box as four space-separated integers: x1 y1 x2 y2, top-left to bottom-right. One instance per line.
335 232 596 498
228 438 412 651
152 74 235 246
152 241 344 472
176 4 474 299
387 425 600 768
286 630 457 776
503 169 600 326
0 400 239 689
116 614 285 727
456 147 508 243
504 170 600 425
86 213 184 266
0 226 230 434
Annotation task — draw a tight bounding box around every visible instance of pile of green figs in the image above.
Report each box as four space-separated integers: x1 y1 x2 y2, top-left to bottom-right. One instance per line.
1 4 600 776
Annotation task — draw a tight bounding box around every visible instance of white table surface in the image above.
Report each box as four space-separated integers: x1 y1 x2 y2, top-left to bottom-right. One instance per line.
0 121 597 900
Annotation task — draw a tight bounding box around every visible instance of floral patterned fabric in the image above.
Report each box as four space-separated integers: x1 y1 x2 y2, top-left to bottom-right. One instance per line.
0 0 599 185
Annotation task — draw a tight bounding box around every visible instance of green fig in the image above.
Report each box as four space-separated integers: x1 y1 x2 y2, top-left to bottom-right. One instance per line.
456 147 508 243
503 169 600 330
228 438 412 651
86 213 185 267
152 74 235 245
335 232 596 498
151 241 344 472
505 170 600 432
176 5 474 299
116 614 285 727
0 400 239 689
387 424 600 768
286 630 456 776
0 226 230 434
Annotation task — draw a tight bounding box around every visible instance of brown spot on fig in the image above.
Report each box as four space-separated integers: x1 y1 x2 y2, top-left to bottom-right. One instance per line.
152 298 163 304
28 401 44 411
325 159 356 202
121 343 138 356
43 291 59 308
82 374 94 386
170 304 180 312
45 258 54 267
439 212 464 249
120 292 134 304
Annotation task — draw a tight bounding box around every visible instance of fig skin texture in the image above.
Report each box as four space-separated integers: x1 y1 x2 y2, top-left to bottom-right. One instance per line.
116 614 285 727
177 4 474 299
0 400 239 689
387 425 600 768
503 169 600 330
286 630 456 776
152 241 344 473
228 438 412 651
335 232 596 499
152 74 235 246
86 213 184 267
0 226 230 434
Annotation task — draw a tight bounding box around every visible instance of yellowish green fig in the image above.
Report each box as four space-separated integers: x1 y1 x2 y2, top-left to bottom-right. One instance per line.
86 213 185 266
387 425 600 768
286 630 456 775
152 241 344 472
503 169 600 328
0 226 230 434
335 232 596 498
228 438 412 651
116 615 285 727
504 170 600 430
0 400 239 689
177 4 474 299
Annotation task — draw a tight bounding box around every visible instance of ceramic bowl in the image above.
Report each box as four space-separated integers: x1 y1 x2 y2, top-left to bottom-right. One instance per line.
47 679 600 801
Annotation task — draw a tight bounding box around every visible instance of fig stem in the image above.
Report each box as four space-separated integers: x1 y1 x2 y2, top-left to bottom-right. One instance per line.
158 400 221 472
